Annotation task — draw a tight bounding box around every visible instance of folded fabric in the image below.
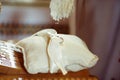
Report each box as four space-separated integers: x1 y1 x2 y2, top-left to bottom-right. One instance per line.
33 29 67 74
48 34 98 74
16 29 99 75
16 36 49 74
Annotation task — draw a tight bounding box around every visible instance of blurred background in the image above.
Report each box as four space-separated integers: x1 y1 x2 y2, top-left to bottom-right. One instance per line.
0 0 70 40
0 0 120 80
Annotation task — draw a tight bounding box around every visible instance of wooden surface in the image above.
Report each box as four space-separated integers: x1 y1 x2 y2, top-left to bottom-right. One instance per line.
0 70 98 80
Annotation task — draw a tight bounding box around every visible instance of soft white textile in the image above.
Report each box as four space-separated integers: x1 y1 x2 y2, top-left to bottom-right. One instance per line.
16 36 49 74
16 29 99 75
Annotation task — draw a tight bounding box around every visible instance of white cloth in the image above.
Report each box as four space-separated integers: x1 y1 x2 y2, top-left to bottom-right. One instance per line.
16 29 99 75
47 32 99 74
16 36 49 74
